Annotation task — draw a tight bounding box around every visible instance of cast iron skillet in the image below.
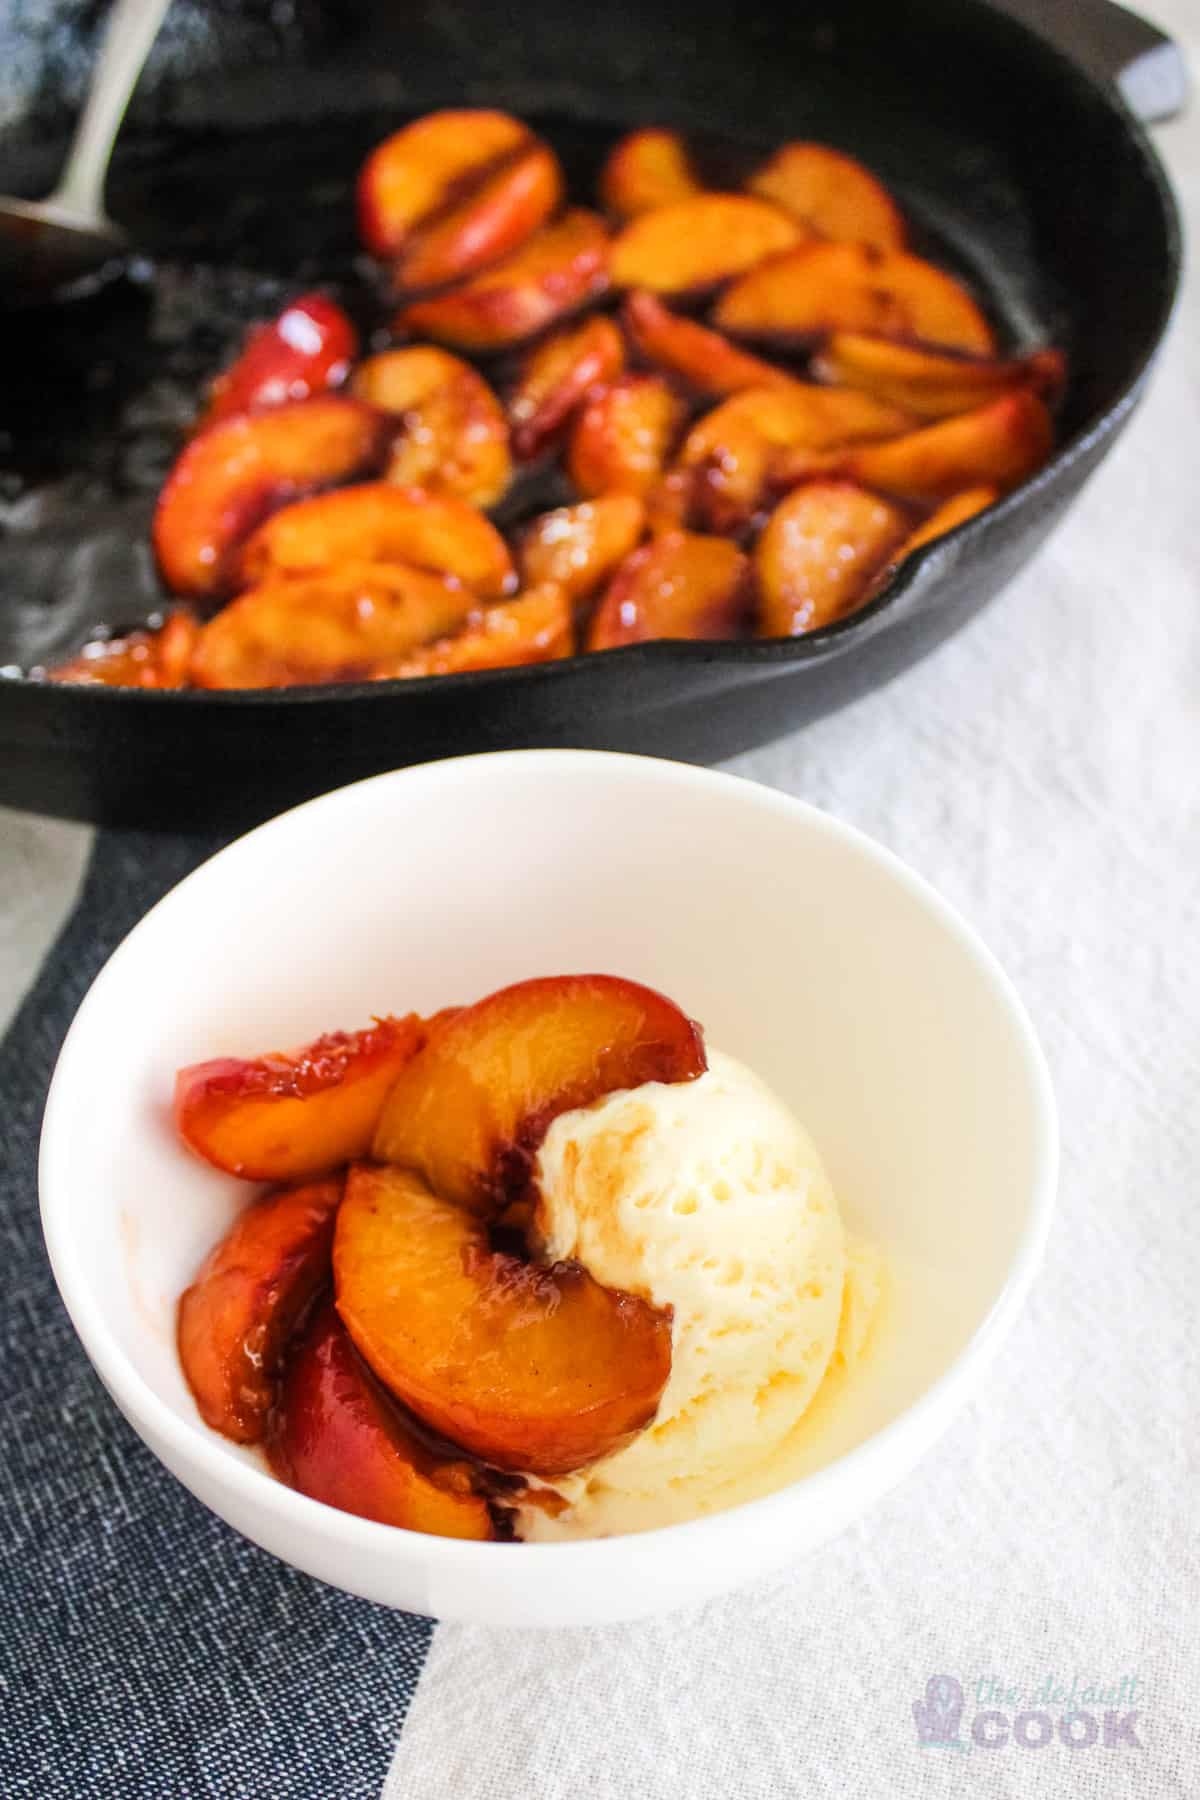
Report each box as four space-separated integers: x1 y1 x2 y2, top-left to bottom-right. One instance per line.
0 0 1184 829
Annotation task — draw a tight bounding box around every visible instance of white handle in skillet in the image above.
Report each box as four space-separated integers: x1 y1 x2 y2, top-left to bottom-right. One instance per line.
990 0 1188 124
48 0 174 224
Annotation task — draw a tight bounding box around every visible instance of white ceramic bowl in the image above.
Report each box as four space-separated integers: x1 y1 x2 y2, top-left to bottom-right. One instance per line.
40 751 1055 1628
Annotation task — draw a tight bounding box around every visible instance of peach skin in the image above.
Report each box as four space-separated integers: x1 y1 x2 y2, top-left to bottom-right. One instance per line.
395 141 563 292
199 293 358 428
177 1176 343 1443
622 291 798 399
270 1300 495 1539
357 110 530 258
507 316 626 460
395 211 611 352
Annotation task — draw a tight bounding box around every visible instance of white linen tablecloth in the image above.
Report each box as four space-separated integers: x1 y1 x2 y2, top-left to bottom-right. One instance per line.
2 3 1196 1791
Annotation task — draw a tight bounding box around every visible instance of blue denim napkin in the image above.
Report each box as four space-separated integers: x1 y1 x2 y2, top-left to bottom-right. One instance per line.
0 833 433 1799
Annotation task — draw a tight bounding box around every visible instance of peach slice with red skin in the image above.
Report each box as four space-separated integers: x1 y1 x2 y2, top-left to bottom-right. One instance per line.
567 374 686 498
373 973 706 1214
239 482 515 598
199 293 358 428
269 1300 495 1539
351 349 512 508
587 531 752 649
775 390 1054 504
600 128 702 219
812 332 1066 419
714 241 996 355
335 1163 674 1475
747 144 907 250
622 291 797 399
518 495 646 602
678 383 915 530
610 194 804 296
372 585 573 679
49 610 200 689
153 398 390 598
755 480 910 636
395 210 611 352
189 563 478 689
177 1176 343 1443
357 109 531 258
395 142 564 292
175 1013 427 1181
507 316 626 460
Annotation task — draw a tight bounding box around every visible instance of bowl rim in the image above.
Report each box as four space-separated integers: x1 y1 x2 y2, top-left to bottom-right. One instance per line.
39 748 1058 1567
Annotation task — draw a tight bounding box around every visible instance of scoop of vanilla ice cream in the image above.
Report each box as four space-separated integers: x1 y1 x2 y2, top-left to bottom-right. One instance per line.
519 1049 848 1539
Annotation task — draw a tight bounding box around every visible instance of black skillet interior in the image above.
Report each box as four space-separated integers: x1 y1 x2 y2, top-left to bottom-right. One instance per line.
0 0 1182 826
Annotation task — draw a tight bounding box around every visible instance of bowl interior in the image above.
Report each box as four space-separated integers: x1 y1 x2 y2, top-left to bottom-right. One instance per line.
42 752 1052 1528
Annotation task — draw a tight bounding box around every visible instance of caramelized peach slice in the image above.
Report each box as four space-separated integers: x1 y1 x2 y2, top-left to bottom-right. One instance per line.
747 143 906 250
352 349 511 508
867 485 999 600
780 390 1054 504
177 1176 343 1442
200 293 358 427
239 482 514 598
644 467 695 534
395 210 610 352
507 316 626 460
373 584 572 678
610 195 803 296
49 610 200 689
335 1163 673 1474
588 531 751 649
892 484 999 560
395 142 564 291
357 109 530 258
755 480 910 636
190 563 477 689
374 973 705 1213
600 127 702 219
175 1014 427 1181
714 241 996 355
518 495 645 601
813 332 1066 419
679 383 915 530
622 290 796 398
567 374 686 497
270 1301 494 1539
153 398 390 598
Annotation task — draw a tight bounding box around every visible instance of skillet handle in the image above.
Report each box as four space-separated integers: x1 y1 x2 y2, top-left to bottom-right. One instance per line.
990 0 1188 123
